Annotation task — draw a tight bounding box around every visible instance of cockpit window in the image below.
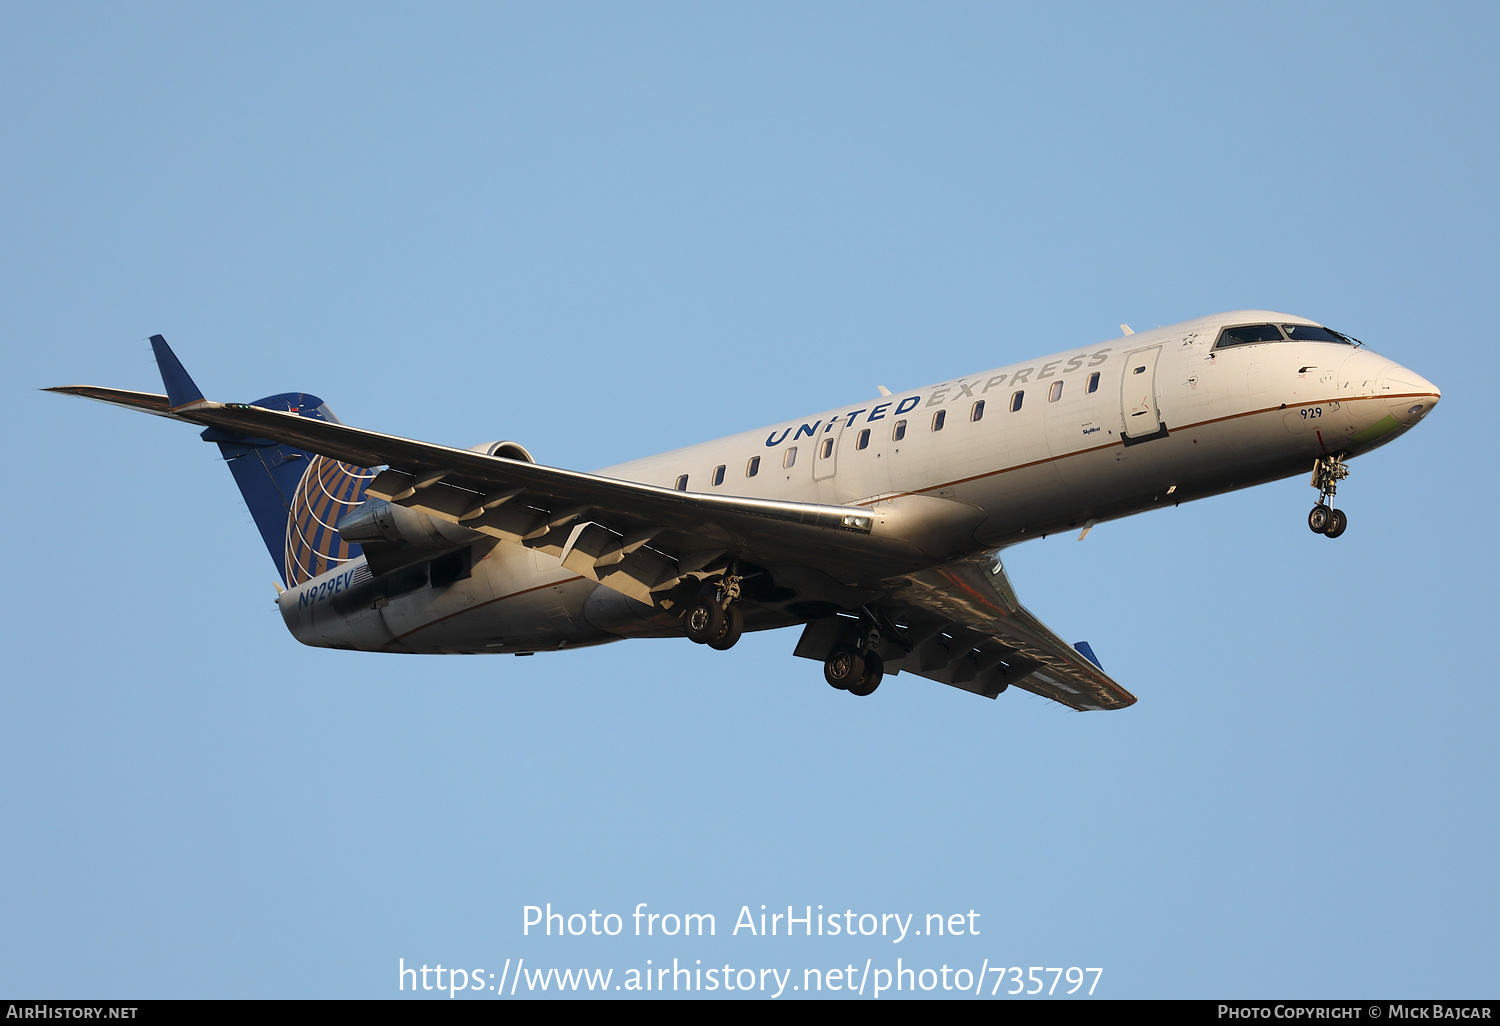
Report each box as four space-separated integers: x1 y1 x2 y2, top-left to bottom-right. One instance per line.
1215 322 1357 350
1214 324 1285 348
1283 324 1355 345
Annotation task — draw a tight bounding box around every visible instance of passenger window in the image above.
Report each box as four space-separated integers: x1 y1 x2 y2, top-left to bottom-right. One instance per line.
892 419 906 441
1049 380 1063 403
857 428 870 450
746 456 760 477
821 437 834 459
675 475 688 491
1010 390 1024 412
1087 371 1100 393
932 409 946 431
971 400 985 422
783 446 797 469
712 465 725 486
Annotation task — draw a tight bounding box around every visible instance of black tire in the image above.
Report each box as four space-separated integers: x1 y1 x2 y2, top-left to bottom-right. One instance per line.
1308 504 1330 534
824 645 865 690
707 603 744 650
683 597 725 644
1324 508 1348 538
847 652 884 697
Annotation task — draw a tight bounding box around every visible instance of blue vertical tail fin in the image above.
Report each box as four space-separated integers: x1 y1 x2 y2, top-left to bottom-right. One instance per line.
199 395 375 587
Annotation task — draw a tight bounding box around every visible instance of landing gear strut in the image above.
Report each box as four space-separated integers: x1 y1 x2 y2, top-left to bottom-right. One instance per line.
682 569 745 649
1308 454 1350 539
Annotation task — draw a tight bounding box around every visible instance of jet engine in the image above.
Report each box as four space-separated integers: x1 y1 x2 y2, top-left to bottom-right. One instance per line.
334 441 536 551
467 440 536 462
336 498 483 549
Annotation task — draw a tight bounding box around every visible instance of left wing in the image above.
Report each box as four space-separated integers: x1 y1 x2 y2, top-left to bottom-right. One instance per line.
46 385 970 606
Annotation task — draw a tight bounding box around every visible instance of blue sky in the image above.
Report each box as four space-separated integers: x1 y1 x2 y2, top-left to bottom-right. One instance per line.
3 2 1496 999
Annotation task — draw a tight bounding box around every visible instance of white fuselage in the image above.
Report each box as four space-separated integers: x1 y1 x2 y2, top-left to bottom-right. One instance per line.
278 311 1439 654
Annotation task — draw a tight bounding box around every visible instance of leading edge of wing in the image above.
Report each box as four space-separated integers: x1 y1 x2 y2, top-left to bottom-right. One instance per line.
50 387 896 560
186 400 879 534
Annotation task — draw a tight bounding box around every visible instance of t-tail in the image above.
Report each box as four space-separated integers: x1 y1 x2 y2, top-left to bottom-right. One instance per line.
156 335 378 587
51 335 376 587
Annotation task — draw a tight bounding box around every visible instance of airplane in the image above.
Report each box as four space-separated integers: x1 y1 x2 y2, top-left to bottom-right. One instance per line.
48 310 1439 711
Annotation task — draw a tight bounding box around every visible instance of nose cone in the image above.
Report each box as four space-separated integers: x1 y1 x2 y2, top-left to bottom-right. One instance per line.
1341 355 1440 450
1378 362 1441 426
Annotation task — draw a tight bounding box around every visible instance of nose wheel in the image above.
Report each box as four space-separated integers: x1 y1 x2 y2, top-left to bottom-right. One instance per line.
1308 504 1347 538
1308 455 1350 539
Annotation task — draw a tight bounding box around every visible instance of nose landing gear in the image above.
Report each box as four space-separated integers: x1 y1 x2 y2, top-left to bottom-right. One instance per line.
1308 454 1350 539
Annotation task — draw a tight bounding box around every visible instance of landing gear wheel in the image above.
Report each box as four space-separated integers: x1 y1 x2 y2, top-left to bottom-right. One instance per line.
1309 455 1352 536
824 645 865 690
707 603 744 650
847 652 884 697
683 597 725 644
1308 504 1331 534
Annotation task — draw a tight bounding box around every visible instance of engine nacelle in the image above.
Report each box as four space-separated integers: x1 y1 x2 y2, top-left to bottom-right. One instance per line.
336 498 484 549
467 440 536 463
337 441 535 549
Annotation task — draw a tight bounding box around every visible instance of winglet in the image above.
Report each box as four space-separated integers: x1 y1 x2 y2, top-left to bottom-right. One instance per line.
149 334 206 409
1073 641 1104 671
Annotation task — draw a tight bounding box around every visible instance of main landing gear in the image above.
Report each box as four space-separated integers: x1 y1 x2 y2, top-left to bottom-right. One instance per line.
1308 454 1350 539
682 570 744 650
823 621 885 697
824 645 884 696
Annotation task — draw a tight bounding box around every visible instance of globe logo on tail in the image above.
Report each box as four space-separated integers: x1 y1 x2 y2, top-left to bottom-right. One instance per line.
284 455 377 586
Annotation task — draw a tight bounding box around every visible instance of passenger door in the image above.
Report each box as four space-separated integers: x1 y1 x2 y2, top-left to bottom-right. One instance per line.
812 414 845 501
1120 346 1166 441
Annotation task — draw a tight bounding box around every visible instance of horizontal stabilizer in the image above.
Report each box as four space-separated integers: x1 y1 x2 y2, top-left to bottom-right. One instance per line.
43 385 178 418
48 380 372 587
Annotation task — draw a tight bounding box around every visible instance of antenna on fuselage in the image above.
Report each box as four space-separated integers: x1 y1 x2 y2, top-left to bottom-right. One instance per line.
1119 324 1134 336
